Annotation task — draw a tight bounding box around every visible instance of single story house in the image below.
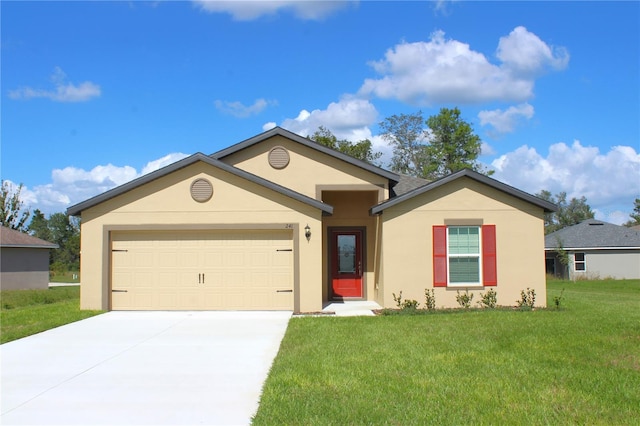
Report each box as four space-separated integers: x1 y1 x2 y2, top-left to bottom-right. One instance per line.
67 127 556 312
545 219 640 280
0 226 58 290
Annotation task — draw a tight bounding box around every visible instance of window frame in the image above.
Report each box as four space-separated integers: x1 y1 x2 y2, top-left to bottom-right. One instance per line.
446 226 483 287
574 252 586 272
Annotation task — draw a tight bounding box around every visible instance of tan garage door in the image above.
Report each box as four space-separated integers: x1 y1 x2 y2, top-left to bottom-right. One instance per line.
110 230 293 310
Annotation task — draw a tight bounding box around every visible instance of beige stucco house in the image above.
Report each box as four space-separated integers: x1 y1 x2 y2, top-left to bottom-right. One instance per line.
67 127 556 312
0 226 58 290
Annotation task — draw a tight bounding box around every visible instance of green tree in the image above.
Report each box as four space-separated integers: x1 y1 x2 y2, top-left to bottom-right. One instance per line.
0 180 30 231
310 126 382 165
28 211 81 272
379 108 489 179
424 107 487 179
379 111 429 176
623 198 640 227
536 190 595 234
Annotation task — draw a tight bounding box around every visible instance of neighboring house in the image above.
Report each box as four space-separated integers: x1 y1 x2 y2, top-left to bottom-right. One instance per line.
545 219 640 280
0 226 58 290
67 127 556 312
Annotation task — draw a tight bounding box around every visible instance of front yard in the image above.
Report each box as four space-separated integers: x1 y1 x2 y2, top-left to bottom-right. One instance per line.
253 279 640 424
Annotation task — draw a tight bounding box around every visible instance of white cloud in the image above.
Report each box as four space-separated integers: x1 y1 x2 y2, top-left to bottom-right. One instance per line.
15 153 189 216
214 98 276 118
491 141 640 222
8 67 101 102
278 96 378 140
192 0 352 20
497 26 569 77
359 27 568 105
478 103 534 135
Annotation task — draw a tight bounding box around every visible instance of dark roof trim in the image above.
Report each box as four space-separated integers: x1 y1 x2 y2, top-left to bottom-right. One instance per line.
370 168 558 214
66 153 333 216
211 126 399 183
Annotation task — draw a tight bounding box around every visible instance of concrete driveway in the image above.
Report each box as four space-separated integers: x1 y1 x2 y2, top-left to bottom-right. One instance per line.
0 311 291 425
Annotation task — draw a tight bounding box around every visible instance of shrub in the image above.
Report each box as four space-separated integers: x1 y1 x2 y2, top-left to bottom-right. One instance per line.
516 288 536 310
455 290 474 309
424 289 436 310
392 291 419 310
553 288 566 309
478 288 497 308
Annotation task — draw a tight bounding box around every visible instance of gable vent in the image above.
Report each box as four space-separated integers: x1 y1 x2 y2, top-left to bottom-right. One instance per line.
268 146 290 169
190 178 213 202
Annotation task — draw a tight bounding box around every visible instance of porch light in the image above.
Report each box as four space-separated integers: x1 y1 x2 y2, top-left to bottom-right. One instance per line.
305 224 311 239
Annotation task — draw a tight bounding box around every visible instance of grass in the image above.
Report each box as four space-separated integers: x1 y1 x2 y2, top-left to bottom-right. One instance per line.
49 270 80 283
253 279 640 425
1 286 103 344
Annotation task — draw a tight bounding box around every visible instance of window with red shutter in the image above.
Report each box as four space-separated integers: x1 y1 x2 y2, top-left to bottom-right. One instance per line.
433 225 447 287
482 224 497 286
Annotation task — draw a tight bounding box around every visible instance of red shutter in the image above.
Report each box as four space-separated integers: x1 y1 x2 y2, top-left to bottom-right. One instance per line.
482 225 497 286
433 225 447 287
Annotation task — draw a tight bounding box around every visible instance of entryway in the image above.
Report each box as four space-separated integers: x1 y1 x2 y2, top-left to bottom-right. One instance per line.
329 228 364 298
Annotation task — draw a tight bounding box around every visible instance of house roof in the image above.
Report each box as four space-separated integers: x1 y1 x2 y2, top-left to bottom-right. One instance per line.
211 126 400 183
66 153 333 216
0 226 58 249
370 168 558 214
545 219 640 250
392 174 431 196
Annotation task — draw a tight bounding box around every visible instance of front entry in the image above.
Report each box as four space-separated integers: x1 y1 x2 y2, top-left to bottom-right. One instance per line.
330 229 364 298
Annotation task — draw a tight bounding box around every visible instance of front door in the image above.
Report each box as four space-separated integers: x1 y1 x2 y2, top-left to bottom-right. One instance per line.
330 229 363 298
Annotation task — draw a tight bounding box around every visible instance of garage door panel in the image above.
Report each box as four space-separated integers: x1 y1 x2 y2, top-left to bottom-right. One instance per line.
111 230 293 310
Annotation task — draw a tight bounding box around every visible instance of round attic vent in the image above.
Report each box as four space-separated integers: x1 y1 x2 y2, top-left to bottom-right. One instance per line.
268 146 290 169
190 178 213 202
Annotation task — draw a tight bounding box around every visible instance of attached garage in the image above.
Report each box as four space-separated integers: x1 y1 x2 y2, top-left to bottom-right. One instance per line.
110 230 294 310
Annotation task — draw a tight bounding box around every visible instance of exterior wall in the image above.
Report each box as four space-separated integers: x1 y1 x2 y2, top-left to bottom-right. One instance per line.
379 177 547 309
219 135 390 200
569 250 640 280
79 161 324 312
321 191 379 303
0 248 50 290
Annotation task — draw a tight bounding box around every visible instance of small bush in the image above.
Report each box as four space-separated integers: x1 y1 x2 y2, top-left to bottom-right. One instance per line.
424 289 436 310
392 291 419 310
553 288 565 309
455 290 474 309
478 288 497 309
516 288 536 310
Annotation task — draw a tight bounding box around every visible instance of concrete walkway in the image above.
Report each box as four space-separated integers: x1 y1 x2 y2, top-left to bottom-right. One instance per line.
0 311 291 426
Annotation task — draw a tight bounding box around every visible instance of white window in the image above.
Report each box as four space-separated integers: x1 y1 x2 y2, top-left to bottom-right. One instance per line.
574 252 586 271
447 226 482 285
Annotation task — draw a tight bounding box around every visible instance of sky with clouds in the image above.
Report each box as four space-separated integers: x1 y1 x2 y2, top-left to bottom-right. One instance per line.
2 1 639 224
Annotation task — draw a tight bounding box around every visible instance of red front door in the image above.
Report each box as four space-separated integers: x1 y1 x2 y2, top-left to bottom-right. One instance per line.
331 229 363 298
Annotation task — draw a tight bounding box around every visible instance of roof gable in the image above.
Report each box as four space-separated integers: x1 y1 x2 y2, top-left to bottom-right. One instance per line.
545 219 640 249
0 227 58 249
371 168 557 214
67 153 333 216
212 127 399 183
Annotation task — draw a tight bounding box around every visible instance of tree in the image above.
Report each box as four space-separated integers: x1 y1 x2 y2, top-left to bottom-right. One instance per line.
536 190 595 234
0 180 30 231
27 211 81 272
424 107 487 179
310 126 382 165
379 111 429 176
623 198 640 227
379 108 489 179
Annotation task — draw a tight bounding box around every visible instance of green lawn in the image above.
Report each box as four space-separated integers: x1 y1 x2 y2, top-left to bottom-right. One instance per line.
49 270 80 283
253 279 640 425
1 286 103 344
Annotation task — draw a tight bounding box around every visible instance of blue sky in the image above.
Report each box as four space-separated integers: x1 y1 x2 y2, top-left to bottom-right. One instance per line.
2 1 639 224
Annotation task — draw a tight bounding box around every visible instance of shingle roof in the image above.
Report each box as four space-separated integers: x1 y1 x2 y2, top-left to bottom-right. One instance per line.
545 219 640 249
0 227 58 249
67 153 333 216
371 168 557 214
391 174 430 196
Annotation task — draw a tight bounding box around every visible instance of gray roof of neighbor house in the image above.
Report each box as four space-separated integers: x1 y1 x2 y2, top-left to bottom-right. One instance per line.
0 226 58 249
211 126 400 183
545 219 640 249
392 174 430 196
371 168 558 214
66 153 333 216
